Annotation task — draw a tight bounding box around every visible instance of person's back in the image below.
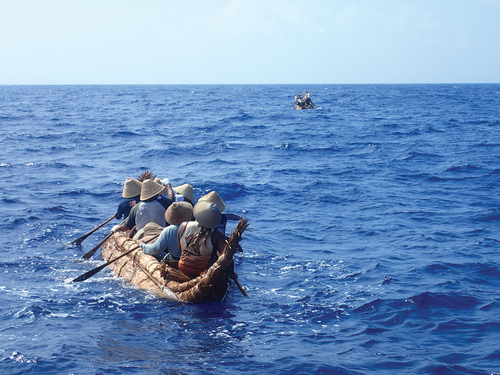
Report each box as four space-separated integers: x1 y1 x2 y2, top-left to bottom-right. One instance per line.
177 201 224 278
140 201 193 261
178 221 216 277
113 179 166 237
135 200 166 230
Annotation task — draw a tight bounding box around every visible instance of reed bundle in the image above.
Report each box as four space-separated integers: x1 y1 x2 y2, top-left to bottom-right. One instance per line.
101 218 249 303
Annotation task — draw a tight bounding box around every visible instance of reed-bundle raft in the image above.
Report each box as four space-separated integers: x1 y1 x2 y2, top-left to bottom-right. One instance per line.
101 218 248 303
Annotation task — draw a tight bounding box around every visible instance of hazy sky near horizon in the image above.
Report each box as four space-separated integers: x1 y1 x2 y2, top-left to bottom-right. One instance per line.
1 1 499 85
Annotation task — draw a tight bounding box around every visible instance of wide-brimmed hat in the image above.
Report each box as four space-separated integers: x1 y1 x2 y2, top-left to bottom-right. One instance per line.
140 179 165 201
122 178 143 199
193 201 221 229
174 183 194 202
165 201 193 225
198 191 226 212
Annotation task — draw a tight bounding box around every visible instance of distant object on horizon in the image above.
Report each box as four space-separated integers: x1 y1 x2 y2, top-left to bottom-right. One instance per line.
291 90 317 110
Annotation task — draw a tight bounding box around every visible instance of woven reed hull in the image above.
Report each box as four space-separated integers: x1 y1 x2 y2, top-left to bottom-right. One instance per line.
101 232 233 303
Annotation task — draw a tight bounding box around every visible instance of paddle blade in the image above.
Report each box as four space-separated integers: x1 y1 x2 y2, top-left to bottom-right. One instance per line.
70 263 109 283
71 247 136 283
81 232 113 260
71 235 88 246
70 214 115 245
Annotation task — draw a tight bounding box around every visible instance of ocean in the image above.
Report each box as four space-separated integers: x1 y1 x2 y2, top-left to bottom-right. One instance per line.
1 84 499 374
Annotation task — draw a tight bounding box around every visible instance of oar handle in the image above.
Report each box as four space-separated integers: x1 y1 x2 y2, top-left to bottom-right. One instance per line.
71 214 116 245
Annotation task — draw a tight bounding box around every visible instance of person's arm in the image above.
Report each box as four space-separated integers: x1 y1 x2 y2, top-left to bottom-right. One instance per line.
224 213 242 221
111 223 128 233
141 227 169 256
164 182 175 201
212 229 226 256
112 204 137 232
212 229 237 278
115 199 130 219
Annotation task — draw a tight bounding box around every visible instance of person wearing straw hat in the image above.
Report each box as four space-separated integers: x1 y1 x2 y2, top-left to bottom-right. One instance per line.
139 201 193 261
173 183 195 205
112 180 166 237
198 191 242 235
115 178 142 220
176 201 226 278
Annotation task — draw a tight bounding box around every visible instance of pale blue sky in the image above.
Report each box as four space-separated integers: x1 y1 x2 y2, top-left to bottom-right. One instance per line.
1 1 499 84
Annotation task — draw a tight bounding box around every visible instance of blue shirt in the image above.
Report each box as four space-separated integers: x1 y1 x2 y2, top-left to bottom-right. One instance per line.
115 196 140 219
140 224 181 260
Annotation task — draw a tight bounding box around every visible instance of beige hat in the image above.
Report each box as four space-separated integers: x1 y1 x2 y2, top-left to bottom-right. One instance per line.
140 179 165 201
198 191 226 212
193 201 221 229
122 178 143 199
174 183 194 202
165 201 193 225
154 177 163 184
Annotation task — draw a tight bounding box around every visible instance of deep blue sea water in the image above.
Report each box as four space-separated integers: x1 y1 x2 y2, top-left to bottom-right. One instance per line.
1 84 500 374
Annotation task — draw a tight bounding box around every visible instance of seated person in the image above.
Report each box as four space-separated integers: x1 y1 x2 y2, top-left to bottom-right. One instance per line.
115 178 142 220
139 201 193 261
112 180 166 238
177 201 225 278
173 183 195 206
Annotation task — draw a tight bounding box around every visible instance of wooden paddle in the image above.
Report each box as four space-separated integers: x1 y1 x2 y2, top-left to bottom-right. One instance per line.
71 214 115 245
81 232 113 260
232 277 248 297
72 234 159 283
80 219 126 260
70 247 137 283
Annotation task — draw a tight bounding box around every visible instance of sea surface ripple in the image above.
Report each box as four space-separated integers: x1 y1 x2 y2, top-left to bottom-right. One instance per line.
1 84 500 374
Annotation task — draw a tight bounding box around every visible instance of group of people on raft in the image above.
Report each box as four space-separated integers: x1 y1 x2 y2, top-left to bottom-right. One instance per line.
292 90 316 110
111 177 240 279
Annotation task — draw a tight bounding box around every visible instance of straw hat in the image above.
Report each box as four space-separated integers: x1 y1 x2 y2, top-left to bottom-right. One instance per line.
198 191 226 212
154 177 163 185
165 201 193 225
193 201 222 229
122 178 142 199
174 183 194 202
140 179 165 201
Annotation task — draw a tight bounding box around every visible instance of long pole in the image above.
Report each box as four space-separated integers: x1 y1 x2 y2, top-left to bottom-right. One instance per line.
81 219 126 259
70 247 136 283
71 214 115 245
